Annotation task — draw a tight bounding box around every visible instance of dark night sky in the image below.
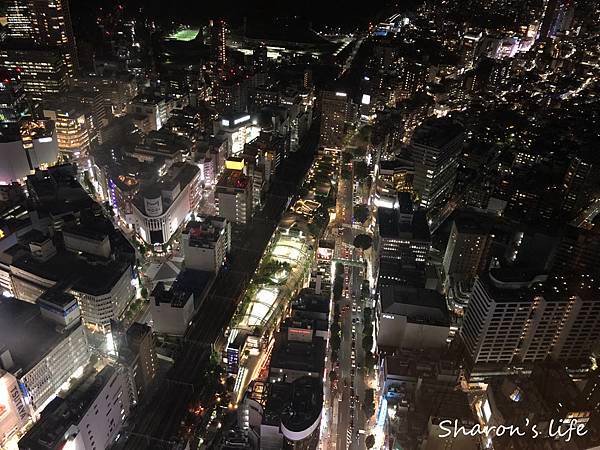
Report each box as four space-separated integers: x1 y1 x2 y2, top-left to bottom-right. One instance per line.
71 0 422 29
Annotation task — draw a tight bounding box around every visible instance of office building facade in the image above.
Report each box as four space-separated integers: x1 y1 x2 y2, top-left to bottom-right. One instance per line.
6 0 78 76
182 216 231 272
411 117 464 209
319 90 350 149
461 271 600 370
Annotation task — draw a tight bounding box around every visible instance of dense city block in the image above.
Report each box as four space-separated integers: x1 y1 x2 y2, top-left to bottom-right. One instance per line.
0 0 599 449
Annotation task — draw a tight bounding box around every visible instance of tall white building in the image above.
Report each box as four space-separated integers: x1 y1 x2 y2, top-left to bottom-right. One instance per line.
0 121 59 185
0 295 90 420
0 369 28 448
127 94 182 133
215 167 253 224
214 113 260 157
19 365 131 450
10 247 134 332
182 216 231 272
461 270 600 371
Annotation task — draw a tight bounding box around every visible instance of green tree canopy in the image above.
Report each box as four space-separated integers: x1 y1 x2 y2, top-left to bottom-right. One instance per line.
353 234 372 250
366 434 375 449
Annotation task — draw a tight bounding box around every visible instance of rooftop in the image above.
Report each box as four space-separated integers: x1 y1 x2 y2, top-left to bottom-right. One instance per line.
216 169 250 190
62 224 108 243
480 271 600 304
12 249 131 296
291 289 329 317
152 269 213 310
183 216 228 246
19 366 117 450
281 376 323 433
0 296 82 374
134 162 199 213
26 166 95 216
412 117 464 149
270 331 326 376
377 207 430 241
380 285 449 326
263 377 323 432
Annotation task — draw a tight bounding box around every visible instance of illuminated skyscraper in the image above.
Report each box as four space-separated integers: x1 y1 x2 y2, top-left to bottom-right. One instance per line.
42 100 92 157
443 215 492 284
461 271 600 371
319 90 349 149
411 117 464 210
0 46 67 100
210 19 227 67
0 70 30 122
5 0 78 76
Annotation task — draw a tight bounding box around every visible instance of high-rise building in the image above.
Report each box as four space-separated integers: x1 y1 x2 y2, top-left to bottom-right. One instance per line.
6 0 78 76
215 167 253 224
253 45 267 68
0 45 67 100
182 216 231 272
376 285 450 350
443 214 493 284
553 225 600 277
0 70 30 122
374 194 431 291
461 270 600 372
562 155 595 214
213 78 248 114
19 365 130 450
0 120 59 185
210 19 227 66
540 0 574 39
0 294 90 418
127 94 175 133
393 59 427 100
214 113 260 157
119 322 157 404
411 117 464 210
150 270 213 336
319 90 350 149
42 100 92 157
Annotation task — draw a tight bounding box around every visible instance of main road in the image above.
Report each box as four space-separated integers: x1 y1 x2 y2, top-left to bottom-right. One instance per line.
329 159 370 450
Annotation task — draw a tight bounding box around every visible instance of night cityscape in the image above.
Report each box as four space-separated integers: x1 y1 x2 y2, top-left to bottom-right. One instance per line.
0 0 599 449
